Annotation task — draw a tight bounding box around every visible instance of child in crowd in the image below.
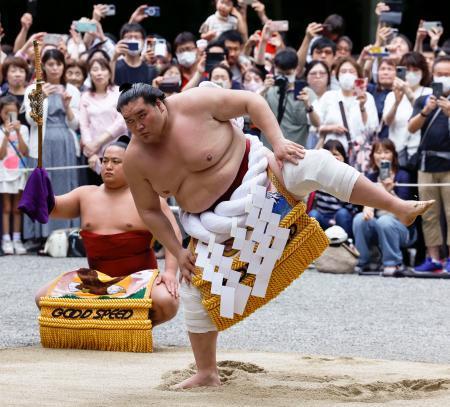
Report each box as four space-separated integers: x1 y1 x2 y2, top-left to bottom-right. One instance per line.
308 140 356 238
200 0 241 41
0 95 29 255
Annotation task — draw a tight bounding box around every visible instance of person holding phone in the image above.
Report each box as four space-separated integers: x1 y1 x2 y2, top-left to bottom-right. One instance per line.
112 23 157 87
260 48 317 148
408 56 450 274
366 58 396 139
23 49 80 244
304 61 331 148
316 57 378 155
152 64 183 96
0 96 29 255
383 52 431 159
1 57 30 125
353 139 416 276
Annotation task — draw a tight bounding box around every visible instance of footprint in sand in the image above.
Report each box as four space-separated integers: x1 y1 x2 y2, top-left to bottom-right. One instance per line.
158 360 265 390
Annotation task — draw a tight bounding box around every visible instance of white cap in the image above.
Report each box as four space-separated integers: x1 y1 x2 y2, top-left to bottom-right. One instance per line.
325 225 348 245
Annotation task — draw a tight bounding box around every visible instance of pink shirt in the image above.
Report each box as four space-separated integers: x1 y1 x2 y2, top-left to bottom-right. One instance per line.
79 86 127 155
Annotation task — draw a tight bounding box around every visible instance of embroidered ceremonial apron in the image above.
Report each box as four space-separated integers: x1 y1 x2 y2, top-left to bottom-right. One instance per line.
189 170 329 331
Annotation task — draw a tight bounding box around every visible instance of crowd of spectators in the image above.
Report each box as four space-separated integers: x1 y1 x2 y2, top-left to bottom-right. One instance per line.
1 1 450 276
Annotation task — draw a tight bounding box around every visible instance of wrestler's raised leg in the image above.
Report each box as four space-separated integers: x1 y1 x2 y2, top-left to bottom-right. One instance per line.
348 175 433 226
173 331 221 389
150 283 179 327
280 149 433 226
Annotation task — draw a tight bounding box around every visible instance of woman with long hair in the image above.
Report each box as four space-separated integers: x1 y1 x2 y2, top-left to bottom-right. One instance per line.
353 139 416 276
79 58 127 185
24 49 80 242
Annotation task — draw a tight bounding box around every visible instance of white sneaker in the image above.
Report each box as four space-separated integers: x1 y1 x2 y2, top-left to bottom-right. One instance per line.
2 240 14 255
13 240 27 255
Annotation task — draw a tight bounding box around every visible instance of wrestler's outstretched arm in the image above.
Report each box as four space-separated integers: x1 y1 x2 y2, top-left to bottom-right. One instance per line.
123 158 195 283
185 87 305 164
50 186 94 219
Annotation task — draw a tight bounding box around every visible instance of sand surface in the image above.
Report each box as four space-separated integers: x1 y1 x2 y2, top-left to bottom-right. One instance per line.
2 346 450 406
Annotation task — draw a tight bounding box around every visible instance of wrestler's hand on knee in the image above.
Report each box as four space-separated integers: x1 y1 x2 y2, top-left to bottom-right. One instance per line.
273 139 305 166
156 273 180 298
178 248 196 286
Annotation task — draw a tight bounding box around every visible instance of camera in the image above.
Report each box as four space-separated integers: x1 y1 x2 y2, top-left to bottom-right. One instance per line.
145 6 160 17
274 75 289 89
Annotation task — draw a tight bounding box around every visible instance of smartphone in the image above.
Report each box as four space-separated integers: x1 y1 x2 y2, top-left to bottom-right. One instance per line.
105 4 116 16
145 6 160 17
384 0 403 12
44 33 63 46
27 0 38 17
159 78 181 94
379 160 391 181
354 78 366 96
354 78 366 89
368 46 389 57
396 66 406 81
75 21 97 33
8 112 18 123
154 39 167 57
422 21 443 32
379 11 402 26
431 82 443 99
270 20 289 32
205 52 226 73
126 41 140 51
243 0 254 4
294 80 307 98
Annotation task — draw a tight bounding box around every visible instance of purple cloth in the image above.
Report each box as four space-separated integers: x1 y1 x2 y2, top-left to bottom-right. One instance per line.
18 168 55 224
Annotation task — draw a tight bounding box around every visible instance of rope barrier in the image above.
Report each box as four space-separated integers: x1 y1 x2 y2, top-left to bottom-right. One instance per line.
396 183 450 187
4 165 89 172
5 164 450 190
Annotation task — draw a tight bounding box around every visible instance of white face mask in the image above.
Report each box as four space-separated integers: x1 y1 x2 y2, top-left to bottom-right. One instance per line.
212 79 231 89
339 73 357 91
244 81 264 93
405 71 422 87
433 75 450 93
176 51 197 68
127 40 143 57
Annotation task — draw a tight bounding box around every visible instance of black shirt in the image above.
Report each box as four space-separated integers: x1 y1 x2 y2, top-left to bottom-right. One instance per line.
412 95 450 173
114 59 157 87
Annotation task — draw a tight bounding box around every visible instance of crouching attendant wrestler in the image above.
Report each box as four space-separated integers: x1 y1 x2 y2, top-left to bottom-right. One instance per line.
116 83 434 387
35 137 180 327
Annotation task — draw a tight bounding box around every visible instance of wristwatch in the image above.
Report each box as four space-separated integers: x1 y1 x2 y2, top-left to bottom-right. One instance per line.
420 110 429 118
305 105 314 114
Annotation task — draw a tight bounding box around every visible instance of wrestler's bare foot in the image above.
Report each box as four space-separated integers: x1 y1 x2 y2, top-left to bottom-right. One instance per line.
173 371 221 389
396 200 435 226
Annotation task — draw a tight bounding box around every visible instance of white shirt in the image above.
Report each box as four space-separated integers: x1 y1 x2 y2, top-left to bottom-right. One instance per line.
383 86 432 155
317 89 379 151
199 12 238 40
